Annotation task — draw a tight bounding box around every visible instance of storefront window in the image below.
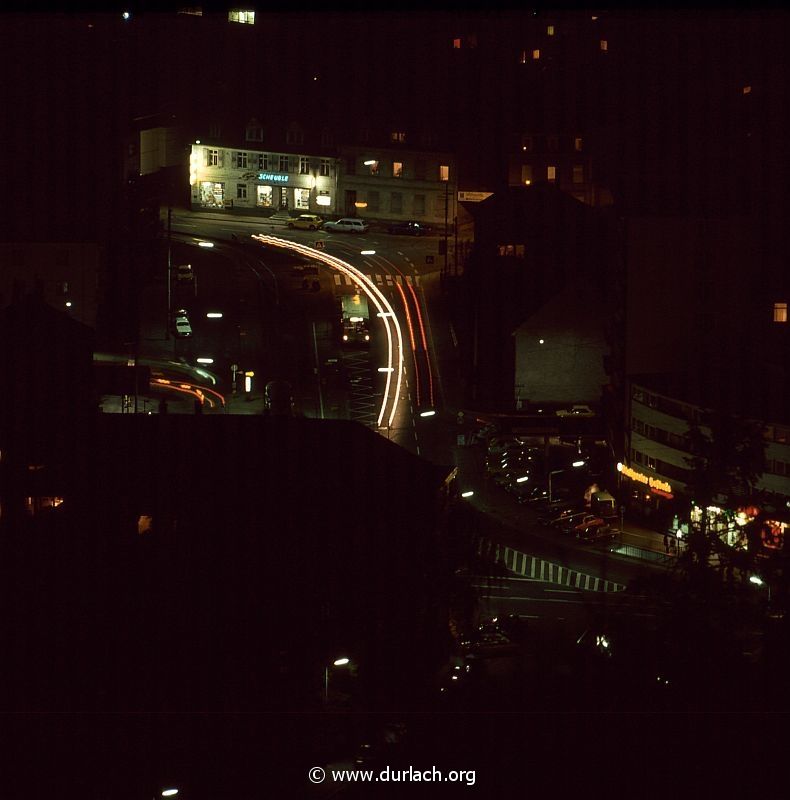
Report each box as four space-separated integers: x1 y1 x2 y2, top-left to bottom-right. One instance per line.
200 181 225 208
256 185 273 207
295 188 310 209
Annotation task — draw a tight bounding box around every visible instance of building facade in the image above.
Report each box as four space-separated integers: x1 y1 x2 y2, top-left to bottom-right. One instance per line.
337 145 456 225
188 142 340 215
622 375 790 548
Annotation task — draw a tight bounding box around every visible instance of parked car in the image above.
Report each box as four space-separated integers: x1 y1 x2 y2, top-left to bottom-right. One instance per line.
556 404 595 418
572 515 607 534
324 218 369 234
578 524 617 544
172 309 192 338
538 504 581 526
549 509 591 532
387 220 431 236
286 213 324 230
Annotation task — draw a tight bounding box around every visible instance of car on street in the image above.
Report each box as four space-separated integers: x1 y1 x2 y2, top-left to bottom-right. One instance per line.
286 213 324 230
577 524 617 544
324 218 369 234
387 220 431 236
459 629 519 659
172 309 192 338
556 404 595 418
547 509 590 531
572 515 607 534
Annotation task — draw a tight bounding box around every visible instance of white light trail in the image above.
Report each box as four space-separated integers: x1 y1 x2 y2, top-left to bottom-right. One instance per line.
251 235 405 427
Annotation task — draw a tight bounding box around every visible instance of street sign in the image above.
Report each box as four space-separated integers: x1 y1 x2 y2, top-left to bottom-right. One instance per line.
458 191 494 202
426 255 434 264
314 240 326 250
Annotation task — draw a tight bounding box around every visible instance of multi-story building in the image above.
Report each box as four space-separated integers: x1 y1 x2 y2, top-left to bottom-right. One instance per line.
188 132 340 215
506 131 613 207
622 374 790 548
337 145 457 226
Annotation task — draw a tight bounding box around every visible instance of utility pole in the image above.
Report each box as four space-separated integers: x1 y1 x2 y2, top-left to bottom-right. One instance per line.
443 176 449 278
166 206 172 340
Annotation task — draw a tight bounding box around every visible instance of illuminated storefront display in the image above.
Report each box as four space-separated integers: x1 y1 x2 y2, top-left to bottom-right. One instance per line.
761 518 788 550
199 181 225 208
617 462 673 498
190 144 338 213
257 185 273 207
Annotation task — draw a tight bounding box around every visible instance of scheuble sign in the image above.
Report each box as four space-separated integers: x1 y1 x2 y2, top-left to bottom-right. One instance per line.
259 173 289 183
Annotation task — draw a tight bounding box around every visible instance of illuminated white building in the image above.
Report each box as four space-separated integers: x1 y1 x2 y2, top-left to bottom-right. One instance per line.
188 142 339 214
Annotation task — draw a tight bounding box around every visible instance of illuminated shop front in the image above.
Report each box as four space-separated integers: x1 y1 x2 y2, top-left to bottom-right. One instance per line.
616 461 675 518
199 181 225 209
687 504 760 549
189 144 338 214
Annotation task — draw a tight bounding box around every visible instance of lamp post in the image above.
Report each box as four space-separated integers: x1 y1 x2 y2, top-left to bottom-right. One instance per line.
325 657 351 703
443 174 449 279
750 575 771 605
548 460 585 502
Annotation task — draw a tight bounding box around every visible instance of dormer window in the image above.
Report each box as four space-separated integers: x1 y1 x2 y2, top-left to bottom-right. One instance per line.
245 121 263 142
286 127 304 146
390 131 406 143
774 302 788 323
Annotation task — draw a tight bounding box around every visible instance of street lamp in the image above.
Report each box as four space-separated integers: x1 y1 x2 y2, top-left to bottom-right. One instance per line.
461 490 474 498
419 409 436 418
161 791 179 798
750 575 771 604
325 657 351 702
548 461 585 502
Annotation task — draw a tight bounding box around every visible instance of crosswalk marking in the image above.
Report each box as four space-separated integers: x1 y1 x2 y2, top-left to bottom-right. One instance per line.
332 272 420 289
477 537 626 593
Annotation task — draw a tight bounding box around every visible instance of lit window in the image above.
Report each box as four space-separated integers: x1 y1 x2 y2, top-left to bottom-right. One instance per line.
319 159 330 177
235 152 248 169
393 161 403 178
439 165 449 181
521 165 532 184
547 165 556 181
600 39 608 51
498 245 515 256
390 192 402 213
390 131 406 143
228 9 255 24
295 188 310 209
453 37 461 48
573 165 584 184
574 136 583 151
532 49 540 60
258 153 269 170
774 302 788 323
515 244 525 257
279 154 289 172
519 50 527 64
547 25 554 35
237 184 247 199
369 160 379 176
743 85 752 95
299 157 309 175
207 149 219 166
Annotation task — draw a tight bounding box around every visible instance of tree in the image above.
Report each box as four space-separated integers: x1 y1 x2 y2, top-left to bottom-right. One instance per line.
681 411 767 580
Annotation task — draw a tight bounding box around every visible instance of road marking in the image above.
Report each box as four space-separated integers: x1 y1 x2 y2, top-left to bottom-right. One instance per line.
544 589 582 595
333 274 341 285
376 274 384 285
